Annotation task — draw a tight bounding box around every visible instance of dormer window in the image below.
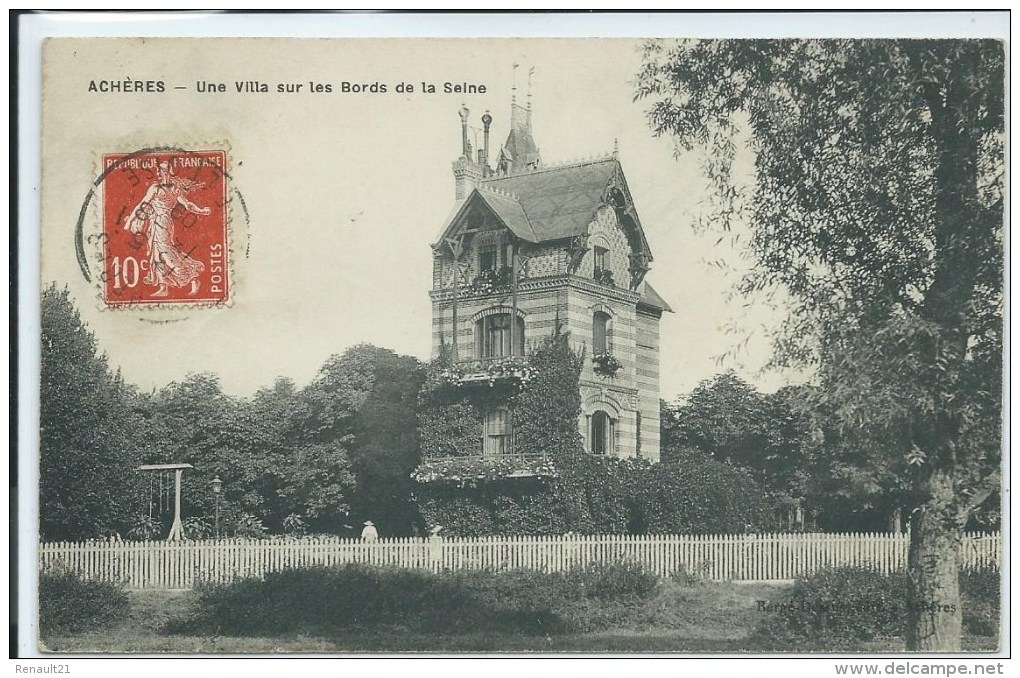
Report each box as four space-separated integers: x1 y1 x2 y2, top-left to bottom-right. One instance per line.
593 246 608 275
593 246 614 286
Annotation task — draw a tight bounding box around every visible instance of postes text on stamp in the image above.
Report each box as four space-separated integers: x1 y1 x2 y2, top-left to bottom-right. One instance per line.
101 150 228 305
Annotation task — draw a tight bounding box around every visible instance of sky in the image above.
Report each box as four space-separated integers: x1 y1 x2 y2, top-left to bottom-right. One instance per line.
40 38 797 401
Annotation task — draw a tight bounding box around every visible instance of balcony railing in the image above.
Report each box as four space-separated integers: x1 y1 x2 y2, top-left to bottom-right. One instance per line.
412 451 557 485
439 356 535 388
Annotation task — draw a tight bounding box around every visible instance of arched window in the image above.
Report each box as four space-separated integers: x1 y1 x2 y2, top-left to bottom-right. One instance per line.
483 407 513 458
593 246 608 276
593 311 611 354
475 313 525 359
590 410 614 456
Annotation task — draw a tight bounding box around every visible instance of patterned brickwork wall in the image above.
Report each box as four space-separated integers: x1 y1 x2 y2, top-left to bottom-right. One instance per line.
429 202 662 461
635 308 662 462
568 283 641 459
523 244 567 278
433 241 565 292
431 287 565 359
579 206 631 288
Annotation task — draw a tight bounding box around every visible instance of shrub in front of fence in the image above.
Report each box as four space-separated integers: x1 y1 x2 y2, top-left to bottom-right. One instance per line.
175 564 545 636
960 565 1000 637
171 561 662 637
39 571 130 636
751 566 910 650
563 561 660 600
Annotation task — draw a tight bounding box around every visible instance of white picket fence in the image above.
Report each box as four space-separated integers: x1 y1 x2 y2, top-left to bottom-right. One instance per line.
38 531 1001 590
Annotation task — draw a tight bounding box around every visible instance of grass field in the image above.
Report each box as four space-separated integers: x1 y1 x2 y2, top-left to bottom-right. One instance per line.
39 582 781 654
38 581 999 654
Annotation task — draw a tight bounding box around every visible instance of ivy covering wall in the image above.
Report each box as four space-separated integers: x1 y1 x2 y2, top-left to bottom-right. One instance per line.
414 332 777 536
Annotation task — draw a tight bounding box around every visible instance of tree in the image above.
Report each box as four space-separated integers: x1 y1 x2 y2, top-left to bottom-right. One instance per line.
303 344 423 535
664 374 811 521
40 285 141 539
667 372 770 465
277 441 357 532
638 450 775 535
638 39 1003 650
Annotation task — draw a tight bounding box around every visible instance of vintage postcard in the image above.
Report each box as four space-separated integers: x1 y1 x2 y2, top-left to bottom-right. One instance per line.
22 14 1007 666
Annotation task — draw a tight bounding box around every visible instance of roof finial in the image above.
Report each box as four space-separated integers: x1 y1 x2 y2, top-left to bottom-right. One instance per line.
613 138 619 158
527 66 535 111
511 62 519 105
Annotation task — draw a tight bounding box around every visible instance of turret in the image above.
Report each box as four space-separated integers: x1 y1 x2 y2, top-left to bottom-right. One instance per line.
452 105 484 200
497 67 540 175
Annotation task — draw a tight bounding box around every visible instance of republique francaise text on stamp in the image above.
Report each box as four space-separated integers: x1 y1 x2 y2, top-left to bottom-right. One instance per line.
100 150 229 306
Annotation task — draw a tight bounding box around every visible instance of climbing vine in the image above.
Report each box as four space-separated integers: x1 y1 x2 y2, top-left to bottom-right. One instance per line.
415 332 777 536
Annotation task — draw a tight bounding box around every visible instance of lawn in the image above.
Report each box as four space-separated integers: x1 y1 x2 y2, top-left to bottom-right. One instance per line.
41 581 792 654
38 578 999 655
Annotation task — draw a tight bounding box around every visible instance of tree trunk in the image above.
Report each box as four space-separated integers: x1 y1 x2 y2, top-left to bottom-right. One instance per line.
905 468 964 651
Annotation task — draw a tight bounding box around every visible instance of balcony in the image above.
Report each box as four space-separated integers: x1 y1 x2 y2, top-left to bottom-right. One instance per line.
464 266 515 297
439 355 535 390
412 451 556 486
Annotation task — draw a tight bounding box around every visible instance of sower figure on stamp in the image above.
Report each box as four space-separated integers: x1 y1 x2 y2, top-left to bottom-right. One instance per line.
125 161 211 298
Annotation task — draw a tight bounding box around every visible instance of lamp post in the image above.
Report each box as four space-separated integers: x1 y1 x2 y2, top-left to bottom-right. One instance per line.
211 475 223 538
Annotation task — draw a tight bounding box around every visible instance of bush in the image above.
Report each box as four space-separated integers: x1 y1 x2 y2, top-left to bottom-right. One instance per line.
565 561 660 601
961 566 1000 637
39 571 130 636
752 567 909 650
637 452 777 534
173 562 662 637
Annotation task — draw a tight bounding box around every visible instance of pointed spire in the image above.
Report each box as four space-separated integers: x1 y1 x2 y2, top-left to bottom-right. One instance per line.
527 66 535 111
511 62 519 105
500 64 540 175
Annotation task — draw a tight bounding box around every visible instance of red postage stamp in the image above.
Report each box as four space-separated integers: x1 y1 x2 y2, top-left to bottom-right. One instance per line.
101 150 229 305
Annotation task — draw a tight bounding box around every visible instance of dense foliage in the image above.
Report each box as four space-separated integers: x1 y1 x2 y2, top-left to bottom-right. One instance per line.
417 335 776 536
40 285 424 539
40 286 149 540
752 567 910 650
638 38 1003 650
638 452 775 534
39 571 130 636
662 373 811 520
960 566 1000 638
752 565 1000 650
172 561 661 637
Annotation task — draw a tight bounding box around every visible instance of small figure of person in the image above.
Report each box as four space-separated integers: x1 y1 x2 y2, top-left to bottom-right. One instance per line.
361 520 379 542
124 161 211 298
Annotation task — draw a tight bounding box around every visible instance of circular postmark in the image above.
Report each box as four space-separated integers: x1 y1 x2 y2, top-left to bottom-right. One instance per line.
75 145 249 310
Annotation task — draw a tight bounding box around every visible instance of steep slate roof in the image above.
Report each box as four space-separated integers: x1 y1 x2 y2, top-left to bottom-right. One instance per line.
433 155 670 313
434 156 654 267
474 186 538 242
479 158 619 242
500 125 541 169
639 281 673 313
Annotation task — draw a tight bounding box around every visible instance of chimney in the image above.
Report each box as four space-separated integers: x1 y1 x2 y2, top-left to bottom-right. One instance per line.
458 105 470 159
482 111 492 175
452 106 482 200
